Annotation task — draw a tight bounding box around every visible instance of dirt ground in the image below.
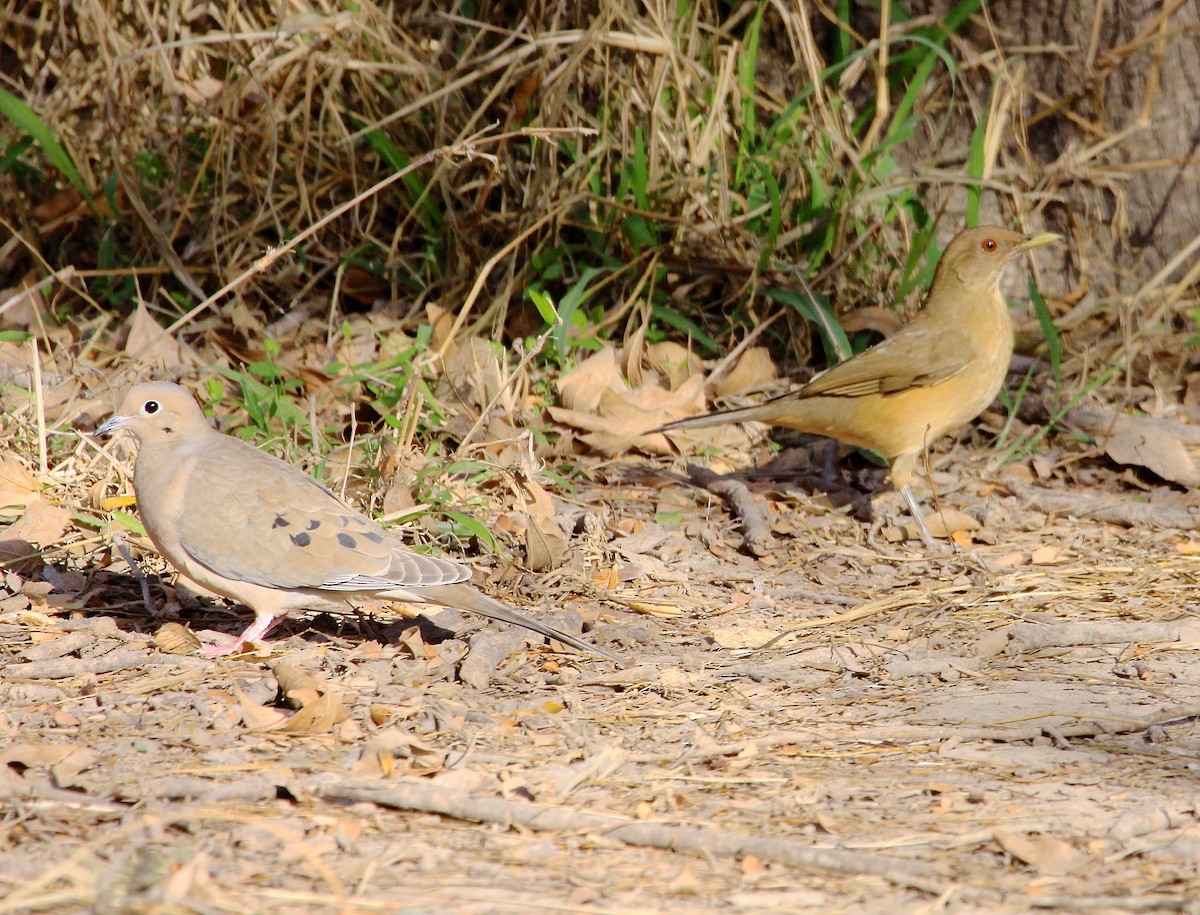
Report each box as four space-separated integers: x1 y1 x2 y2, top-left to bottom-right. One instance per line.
3 432 1200 914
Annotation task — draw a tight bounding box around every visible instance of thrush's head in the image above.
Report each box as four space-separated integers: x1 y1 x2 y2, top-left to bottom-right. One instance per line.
934 226 1061 294
96 381 210 443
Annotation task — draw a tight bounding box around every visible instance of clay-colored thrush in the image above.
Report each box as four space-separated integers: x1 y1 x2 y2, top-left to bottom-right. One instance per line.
655 226 1061 546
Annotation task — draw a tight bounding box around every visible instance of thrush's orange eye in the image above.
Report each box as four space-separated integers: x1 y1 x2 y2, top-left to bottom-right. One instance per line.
981 238 998 252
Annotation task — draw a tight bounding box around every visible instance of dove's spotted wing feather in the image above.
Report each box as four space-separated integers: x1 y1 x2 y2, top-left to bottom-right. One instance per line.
101 381 624 664
174 433 470 592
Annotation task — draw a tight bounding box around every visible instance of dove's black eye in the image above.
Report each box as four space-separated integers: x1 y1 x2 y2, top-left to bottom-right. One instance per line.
144 400 160 415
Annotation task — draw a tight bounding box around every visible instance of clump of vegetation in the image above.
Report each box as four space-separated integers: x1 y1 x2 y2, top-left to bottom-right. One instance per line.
0 0 1129 551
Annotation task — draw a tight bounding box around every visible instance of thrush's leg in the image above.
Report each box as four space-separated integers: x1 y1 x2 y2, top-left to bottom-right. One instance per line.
900 485 954 553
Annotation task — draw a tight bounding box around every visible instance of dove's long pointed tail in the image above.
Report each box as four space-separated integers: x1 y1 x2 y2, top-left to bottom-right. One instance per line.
420 584 627 666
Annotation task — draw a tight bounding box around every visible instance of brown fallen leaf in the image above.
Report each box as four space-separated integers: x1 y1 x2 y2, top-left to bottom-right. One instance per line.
644 340 704 390
0 744 98 788
1100 417 1200 487
516 473 567 571
1030 544 1064 564
712 346 779 398
153 622 202 654
275 691 349 735
125 301 195 369
1 500 71 548
273 661 325 709
916 508 981 539
350 731 446 777
0 743 80 768
51 747 99 788
557 346 626 412
0 457 38 514
440 335 507 413
709 626 782 649
239 693 287 730
993 829 1091 875
526 516 567 571
552 374 714 456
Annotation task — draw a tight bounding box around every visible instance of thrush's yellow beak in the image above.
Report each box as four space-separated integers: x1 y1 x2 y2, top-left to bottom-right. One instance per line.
1015 232 1062 252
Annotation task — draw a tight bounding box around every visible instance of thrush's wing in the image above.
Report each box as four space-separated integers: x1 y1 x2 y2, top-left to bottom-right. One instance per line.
798 323 975 399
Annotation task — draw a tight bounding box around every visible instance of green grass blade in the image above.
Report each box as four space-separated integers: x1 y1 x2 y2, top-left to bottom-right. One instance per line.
441 510 499 552
762 287 851 365
0 88 93 205
651 304 721 355
965 90 990 225
1028 278 1061 381
995 364 1120 467
754 162 782 272
363 128 443 232
734 1 765 186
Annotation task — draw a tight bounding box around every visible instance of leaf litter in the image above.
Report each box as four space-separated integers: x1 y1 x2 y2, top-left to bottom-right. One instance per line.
6 375 1200 910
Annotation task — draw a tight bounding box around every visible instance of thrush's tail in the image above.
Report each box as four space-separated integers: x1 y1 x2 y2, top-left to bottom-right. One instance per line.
420 584 627 666
653 401 775 434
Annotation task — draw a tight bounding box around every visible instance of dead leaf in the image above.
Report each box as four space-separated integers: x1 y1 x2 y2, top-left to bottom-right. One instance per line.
0 273 46 328
644 340 703 389
838 305 903 338
517 474 556 522
0 457 38 513
125 301 190 369
0 743 80 769
179 76 225 104
163 849 214 902
526 516 566 571
740 854 768 876
551 374 712 456
369 704 393 726
441 336 506 413
349 731 446 777
993 829 1091 874
712 347 778 398
916 508 981 539
381 477 415 517
1101 419 1200 487
275 691 349 735
239 693 287 730
154 622 202 654
0 538 37 567
557 346 625 412
273 661 324 708
0 500 71 548
1030 544 1064 564
658 667 714 689
709 626 781 649
621 325 647 388
50 747 99 788
425 301 457 356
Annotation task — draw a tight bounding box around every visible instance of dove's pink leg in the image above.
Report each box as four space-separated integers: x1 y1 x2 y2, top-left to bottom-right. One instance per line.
201 613 283 657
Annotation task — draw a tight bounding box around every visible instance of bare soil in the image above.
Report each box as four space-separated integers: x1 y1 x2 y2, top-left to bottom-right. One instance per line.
4 435 1200 914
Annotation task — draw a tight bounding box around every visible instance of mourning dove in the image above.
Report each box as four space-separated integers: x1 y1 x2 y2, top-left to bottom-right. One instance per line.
655 226 1061 546
97 382 624 663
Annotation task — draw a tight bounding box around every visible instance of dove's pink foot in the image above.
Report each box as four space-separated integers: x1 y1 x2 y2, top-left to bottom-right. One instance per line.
201 613 283 657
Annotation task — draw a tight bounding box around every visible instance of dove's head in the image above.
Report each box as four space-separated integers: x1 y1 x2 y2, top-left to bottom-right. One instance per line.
96 381 211 444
